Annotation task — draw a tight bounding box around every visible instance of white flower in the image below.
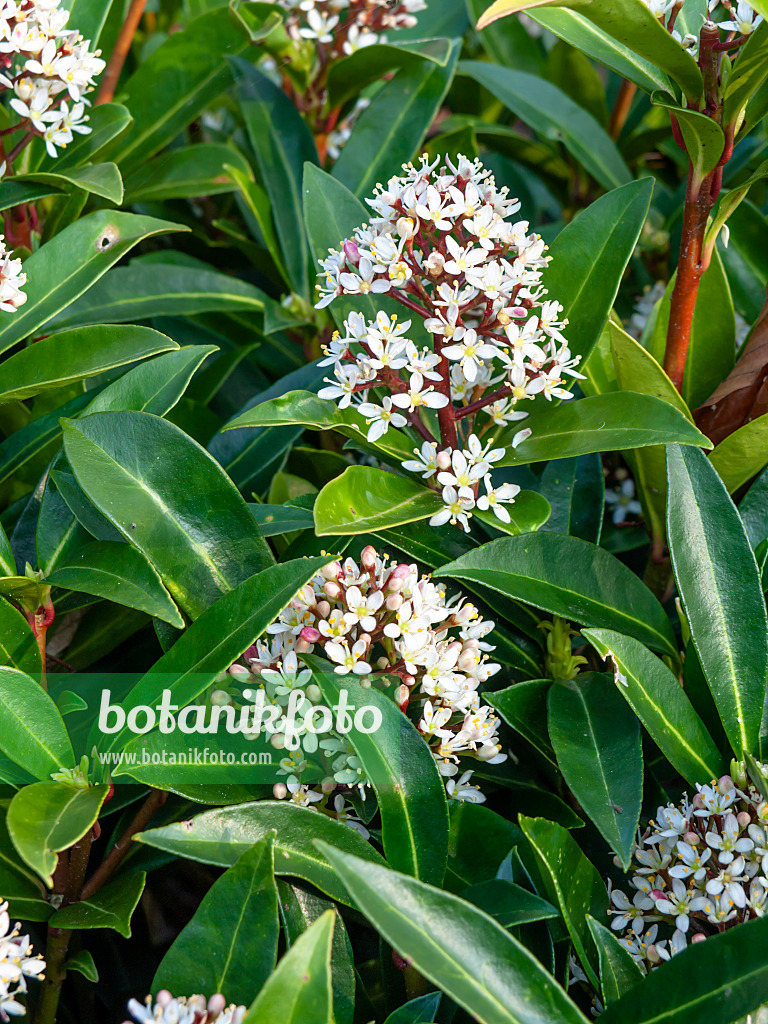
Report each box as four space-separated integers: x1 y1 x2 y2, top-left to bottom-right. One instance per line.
445 769 486 803
343 585 384 632
126 991 246 1024
705 856 748 906
705 813 754 865
0 902 45 1022
475 474 520 523
719 1 761 33
653 878 710 932
437 450 486 490
669 841 711 883
442 329 499 382
429 486 474 532
356 396 408 442
401 442 439 478
325 638 372 675
443 236 488 278
605 479 643 525
390 371 448 412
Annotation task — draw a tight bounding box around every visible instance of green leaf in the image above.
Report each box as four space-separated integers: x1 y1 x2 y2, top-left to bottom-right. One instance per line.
48 871 145 937
47 541 184 627
14 163 123 205
85 345 218 417
0 326 177 404
61 411 272 619
740 463 768 548
242 910 335 1024
334 44 460 199
581 628 726 785
250 504 315 536
723 21 768 127
474 491 551 536
493 393 712 467
318 844 590 1024
653 94 725 182
232 57 318 298
106 9 257 170
539 454 604 543
0 668 75 779
524 7 669 93
137 801 385 908
94 556 330 755
155 834 278 1005
0 180 63 211
709 413 768 493
314 467 443 536
475 0 703 101
63 950 98 983
314 669 449 886
435 533 678 657
667 445 768 757
586 915 642 1006
123 143 252 202
599 915 768 1024
539 179 654 367
0 522 13 575
548 674 642 870
0 211 185 358
461 878 560 927
60 0 113 47
7 783 109 886
47 262 266 330
327 37 453 108
0 818 52 921
0 598 42 675
460 61 631 190
485 680 555 765
519 815 606 988
383 993 441 1024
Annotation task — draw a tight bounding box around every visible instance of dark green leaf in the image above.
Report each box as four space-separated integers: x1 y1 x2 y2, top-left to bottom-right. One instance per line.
123 143 253 202
586 915 643 1006
0 667 75 779
486 680 555 765
539 454 604 543
461 878 560 927
49 871 145 937
314 467 443 536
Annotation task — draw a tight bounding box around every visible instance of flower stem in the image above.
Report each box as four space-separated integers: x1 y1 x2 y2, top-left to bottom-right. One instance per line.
609 79 636 140
96 0 147 105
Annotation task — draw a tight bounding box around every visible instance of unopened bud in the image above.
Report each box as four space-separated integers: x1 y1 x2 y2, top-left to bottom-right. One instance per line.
651 889 664 901
436 450 452 471
324 581 341 599
361 544 377 569
359 676 372 688
396 684 410 708
646 944 661 964
271 733 286 749
208 996 226 1016
295 638 311 654
321 562 341 581
386 593 403 611
738 811 752 828
273 783 288 799
321 776 336 793
377 657 390 670
211 690 231 707
684 831 699 845
691 933 706 944
343 240 360 264
306 683 322 702
300 626 322 643
692 794 706 810
386 578 404 594
426 251 445 276
397 217 416 239
229 663 250 682
719 775 735 792
317 600 331 619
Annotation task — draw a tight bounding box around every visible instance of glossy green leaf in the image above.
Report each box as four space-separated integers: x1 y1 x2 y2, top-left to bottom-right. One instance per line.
15 163 123 204
232 58 318 298
49 871 145 937
106 9 257 170
93 556 330 755
0 598 42 675
62 411 272 619
461 878 559 927
383 993 442 1024
0 211 184 357
319 844 589 1024
435 533 678 657
667 445 768 757
334 43 460 198
709 413 768 493
86 345 217 417
0 326 177 404
47 262 266 330
485 680 555 765
315 669 449 886
250 504 315 536
519 815 606 988
46 103 132 170
475 491 551 536
314 467 444 536
582 628 726 784
586 916 642 1006
155 834 278 1005
0 817 52 921
63 950 98 982
327 37 453 108
599 915 768 1024
539 180 653 368
0 522 13 575
242 910 334 1024
723 21 768 127
739 463 768 548
525 7 669 93
0 180 63 211
476 0 703 101
137 801 385 908
653 94 724 180
7 783 109 886
460 61 631 190
494 393 711 467
123 143 252 202
548 674 641 870
539 454 604 543
60 0 113 47
0 668 74 779
47 541 184 627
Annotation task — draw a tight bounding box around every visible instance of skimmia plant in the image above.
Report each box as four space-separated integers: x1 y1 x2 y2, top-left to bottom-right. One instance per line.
1 0 768 1022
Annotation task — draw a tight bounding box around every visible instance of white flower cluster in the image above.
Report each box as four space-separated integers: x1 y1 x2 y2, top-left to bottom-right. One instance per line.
275 0 426 55
608 771 768 970
0 901 45 1022
315 153 582 530
0 0 105 158
125 991 245 1024
220 547 506 807
641 0 761 48
0 237 26 312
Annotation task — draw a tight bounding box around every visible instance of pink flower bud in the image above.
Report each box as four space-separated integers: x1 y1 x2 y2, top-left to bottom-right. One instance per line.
386 577 404 594
295 638 311 654
684 831 699 845
396 684 410 708
646 944 661 964
343 240 360 264
386 593 403 611
361 545 377 569
317 600 331 619
229 663 250 682
692 794 706 809
321 562 341 581
691 933 706 944
300 626 322 643
738 811 752 828
402 674 416 687
359 633 372 646
156 992 173 1008
208 995 226 1016
377 657 390 670
719 775 735 791
324 581 341 599
243 645 259 661
273 782 288 799
436 450 452 471
651 889 664 901
321 776 336 793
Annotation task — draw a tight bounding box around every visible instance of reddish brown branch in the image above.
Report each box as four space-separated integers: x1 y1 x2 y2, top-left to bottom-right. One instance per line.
80 788 167 899
96 0 148 105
